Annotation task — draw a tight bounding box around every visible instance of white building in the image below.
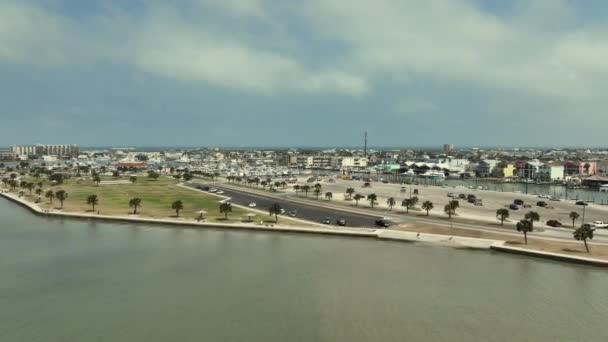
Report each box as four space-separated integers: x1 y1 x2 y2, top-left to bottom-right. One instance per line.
538 164 564 181
341 157 368 170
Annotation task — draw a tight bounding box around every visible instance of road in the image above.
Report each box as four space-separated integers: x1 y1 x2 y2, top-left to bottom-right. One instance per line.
188 183 381 227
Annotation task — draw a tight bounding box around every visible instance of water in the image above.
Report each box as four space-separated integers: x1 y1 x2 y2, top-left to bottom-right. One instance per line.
1 198 608 342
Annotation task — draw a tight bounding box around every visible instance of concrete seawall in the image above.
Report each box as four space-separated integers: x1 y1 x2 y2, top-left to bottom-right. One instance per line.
2 190 608 268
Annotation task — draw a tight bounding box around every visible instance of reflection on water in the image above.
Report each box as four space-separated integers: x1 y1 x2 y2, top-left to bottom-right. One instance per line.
1 198 607 342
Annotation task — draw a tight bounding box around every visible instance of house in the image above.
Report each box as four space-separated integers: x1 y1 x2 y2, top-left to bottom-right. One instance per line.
564 161 597 177
475 160 499 177
520 160 543 179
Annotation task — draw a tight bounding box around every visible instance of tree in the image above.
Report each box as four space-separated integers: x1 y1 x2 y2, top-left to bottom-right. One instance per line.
445 200 459 219
516 219 533 244
302 185 311 197
93 175 101 186
524 211 540 229
346 187 355 200
55 190 68 209
325 192 333 201
172 200 184 217
353 194 364 206
313 187 322 199
293 184 300 194
35 188 42 197
1 178 8 188
148 171 160 180
219 201 232 219
129 198 142 214
269 203 282 222
569 211 580 227
26 182 34 194
45 190 55 204
411 196 419 206
401 198 414 213
386 197 396 210
261 181 268 189
129 176 138 184
182 173 193 182
422 201 434 216
573 225 594 253
496 208 510 225
367 193 378 208
87 194 99 211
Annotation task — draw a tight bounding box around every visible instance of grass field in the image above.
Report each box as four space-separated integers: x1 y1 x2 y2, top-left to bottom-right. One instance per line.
13 176 297 225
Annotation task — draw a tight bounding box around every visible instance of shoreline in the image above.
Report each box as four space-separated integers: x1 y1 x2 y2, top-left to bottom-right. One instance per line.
2 190 608 268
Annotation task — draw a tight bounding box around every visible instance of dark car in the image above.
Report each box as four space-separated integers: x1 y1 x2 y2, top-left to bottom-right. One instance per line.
509 204 519 210
576 201 589 206
336 219 346 226
467 194 476 201
546 220 562 227
197 185 210 191
458 194 467 199
537 201 547 207
374 219 391 228
514 199 524 206
321 217 331 224
288 210 297 217
468 197 477 204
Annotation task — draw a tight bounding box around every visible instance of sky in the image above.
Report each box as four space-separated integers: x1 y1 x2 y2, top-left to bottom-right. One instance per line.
1 0 608 148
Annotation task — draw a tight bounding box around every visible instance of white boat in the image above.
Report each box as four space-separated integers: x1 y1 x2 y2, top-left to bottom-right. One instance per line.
600 184 608 192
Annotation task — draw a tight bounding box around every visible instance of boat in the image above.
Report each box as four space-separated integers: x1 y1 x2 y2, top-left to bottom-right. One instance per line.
600 184 608 192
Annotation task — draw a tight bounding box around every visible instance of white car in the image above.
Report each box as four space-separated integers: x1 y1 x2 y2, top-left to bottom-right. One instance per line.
216 190 224 194
591 221 608 228
209 188 218 193
248 202 256 207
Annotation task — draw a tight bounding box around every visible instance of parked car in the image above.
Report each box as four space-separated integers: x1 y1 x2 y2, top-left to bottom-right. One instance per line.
209 188 218 193
467 194 476 201
458 194 466 199
197 185 210 191
322 217 332 224
216 190 224 194
474 200 483 206
591 221 608 228
374 219 391 228
337 219 347 226
523 204 532 208
248 202 256 207
514 199 524 205
467 197 477 204
576 201 589 206
536 201 547 207
447 192 454 198
546 220 562 227
288 210 297 217
509 204 519 210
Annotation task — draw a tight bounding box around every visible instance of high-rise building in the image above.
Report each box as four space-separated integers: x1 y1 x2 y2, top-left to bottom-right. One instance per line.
11 144 80 157
443 144 455 153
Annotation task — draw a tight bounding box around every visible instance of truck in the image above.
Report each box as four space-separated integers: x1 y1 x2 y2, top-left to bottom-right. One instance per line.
591 221 608 228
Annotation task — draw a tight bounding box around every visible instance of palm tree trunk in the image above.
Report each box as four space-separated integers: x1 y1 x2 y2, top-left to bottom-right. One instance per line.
524 231 528 245
584 239 589 253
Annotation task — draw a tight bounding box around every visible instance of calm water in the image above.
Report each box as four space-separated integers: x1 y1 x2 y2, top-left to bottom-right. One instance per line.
1 198 608 342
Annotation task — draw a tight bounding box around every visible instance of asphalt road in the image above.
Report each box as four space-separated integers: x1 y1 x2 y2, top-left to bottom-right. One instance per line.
189 183 381 227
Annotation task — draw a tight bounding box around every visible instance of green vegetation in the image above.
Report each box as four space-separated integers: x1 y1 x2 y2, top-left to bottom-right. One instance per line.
367 193 377 208
569 211 580 227
172 200 184 217
573 224 594 253
269 203 282 222
422 201 434 216
496 208 509 225
516 219 533 245
129 197 142 214
219 201 232 219
386 197 395 210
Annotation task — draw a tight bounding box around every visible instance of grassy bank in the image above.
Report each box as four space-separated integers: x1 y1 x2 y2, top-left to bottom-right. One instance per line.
10 176 297 225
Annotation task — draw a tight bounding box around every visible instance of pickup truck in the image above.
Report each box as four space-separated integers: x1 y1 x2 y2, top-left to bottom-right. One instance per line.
591 221 608 228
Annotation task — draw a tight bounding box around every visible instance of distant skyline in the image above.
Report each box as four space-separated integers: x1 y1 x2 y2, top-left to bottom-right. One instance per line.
2 0 608 147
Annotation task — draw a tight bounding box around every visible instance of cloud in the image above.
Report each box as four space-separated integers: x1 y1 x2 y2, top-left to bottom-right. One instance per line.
0 0 368 96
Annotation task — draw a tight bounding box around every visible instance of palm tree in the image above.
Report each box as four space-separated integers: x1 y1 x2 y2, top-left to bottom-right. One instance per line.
573 225 594 253
129 198 142 214
87 194 99 211
93 175 101 186
45 190 55 204
353 194 364 206
293 184 300 195
313 187 322 199
26 182 34 194
444 204 453 219
261 181 268 189
445 200 459 219
269 203 282 222
1 178 8 188
367 193 377 208
302 185 311 197
422 201 434 216
314 183 322 191
496 208 509 225
386 197 396 210
129 176 137 184
219 201 232 219
172 200 184 217
325 192 333 201
280 181 287 189
569 211 580 227
55 190 68 209
411 196 419 206
401 198 414 213
346 187 355 200
35 188 42 197
516 219 533 244
524 211 540 229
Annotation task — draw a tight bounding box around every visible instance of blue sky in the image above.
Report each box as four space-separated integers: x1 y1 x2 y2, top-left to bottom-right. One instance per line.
1 0 608 148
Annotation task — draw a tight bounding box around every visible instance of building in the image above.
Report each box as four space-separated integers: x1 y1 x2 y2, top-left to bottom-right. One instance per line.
0 150 17 160
443 144 455 153
341 157 368 171
12 144 80 157
538 164 564 181
475 160 499 178
494 163 515 178
519 160 543 179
